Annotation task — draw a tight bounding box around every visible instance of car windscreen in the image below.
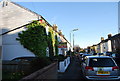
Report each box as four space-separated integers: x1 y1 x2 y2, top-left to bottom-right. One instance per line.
89 58 116 67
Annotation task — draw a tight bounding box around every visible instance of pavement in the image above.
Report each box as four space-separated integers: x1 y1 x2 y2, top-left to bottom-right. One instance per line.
57 56 120 81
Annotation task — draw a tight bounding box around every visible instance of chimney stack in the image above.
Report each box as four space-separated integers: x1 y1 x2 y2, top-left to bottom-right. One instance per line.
108 34 112 38
59 30 62 36
101 37 104 41
53 24 58 31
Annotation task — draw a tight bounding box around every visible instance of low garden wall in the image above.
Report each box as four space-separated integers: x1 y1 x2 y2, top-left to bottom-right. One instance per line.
58 57 70 72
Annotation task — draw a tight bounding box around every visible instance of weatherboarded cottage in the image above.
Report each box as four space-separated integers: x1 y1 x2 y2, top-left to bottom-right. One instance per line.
0 0 44 60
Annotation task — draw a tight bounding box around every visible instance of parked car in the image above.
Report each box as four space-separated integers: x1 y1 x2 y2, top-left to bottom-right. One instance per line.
111 53 120 63
79 53 84 57
111 53 117 60
97 53 104 56
11 56 36 63
103 52 112 56
81 54 92 62
92 53 97 56
81 56 120 80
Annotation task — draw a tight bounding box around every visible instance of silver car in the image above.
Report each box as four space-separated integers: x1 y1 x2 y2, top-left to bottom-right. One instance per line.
81 56 120 80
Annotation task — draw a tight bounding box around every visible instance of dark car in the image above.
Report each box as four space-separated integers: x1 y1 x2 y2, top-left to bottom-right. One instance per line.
11 56 36 63
103 52 113 56
92 53 97 55
97 53 104 56
81 54 92 62
112 53 120 63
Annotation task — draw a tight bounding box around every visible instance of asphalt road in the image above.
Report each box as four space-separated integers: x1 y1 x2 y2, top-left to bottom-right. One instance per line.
57 56 120 81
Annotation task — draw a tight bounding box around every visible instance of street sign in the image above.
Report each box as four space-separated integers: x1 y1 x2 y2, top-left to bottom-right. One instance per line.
58 42 67 48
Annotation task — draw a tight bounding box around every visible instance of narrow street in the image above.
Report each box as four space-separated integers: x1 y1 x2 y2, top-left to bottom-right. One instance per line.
58 56 120 81
58 56 91 81
58 56 83 80
1 1 120 81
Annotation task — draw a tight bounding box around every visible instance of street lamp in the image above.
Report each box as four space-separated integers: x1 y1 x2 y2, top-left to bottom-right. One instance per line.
70 28 79 51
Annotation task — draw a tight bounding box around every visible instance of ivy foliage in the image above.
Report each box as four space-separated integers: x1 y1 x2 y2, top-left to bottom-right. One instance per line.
16 21 48 57
55 35 59 55
47 27 55 57
47 27 59 58
17 20 59 58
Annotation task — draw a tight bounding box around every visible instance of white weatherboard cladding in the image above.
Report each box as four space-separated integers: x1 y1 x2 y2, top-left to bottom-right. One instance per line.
2 27 26 45
2 45 35 60
0 1 41 60
0 2 40 33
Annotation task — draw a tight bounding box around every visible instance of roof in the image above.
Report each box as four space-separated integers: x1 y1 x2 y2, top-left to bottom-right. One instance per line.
110 33 120 39
11 1 70 44
11 2 52 27
86 56 111 58
0 22 30 36
0 1 70 45
11 2 41 18
0 1 52 35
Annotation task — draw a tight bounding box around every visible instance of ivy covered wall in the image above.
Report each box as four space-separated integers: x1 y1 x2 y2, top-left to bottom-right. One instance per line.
16 20 58 58
48 27 58 57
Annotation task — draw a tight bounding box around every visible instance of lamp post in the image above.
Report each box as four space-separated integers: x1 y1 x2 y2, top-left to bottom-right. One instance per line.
70 28 79 51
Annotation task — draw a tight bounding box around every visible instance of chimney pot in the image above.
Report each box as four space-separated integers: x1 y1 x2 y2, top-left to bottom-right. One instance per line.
53 24 58 31
101 37 104 41
59 30 62 35
108 34 112 38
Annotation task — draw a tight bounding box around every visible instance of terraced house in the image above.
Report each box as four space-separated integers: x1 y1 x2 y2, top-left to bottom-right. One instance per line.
0 0 70 60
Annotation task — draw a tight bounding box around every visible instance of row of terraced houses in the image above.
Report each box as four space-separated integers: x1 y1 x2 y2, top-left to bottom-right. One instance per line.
87 33 120 54
87 2 120 54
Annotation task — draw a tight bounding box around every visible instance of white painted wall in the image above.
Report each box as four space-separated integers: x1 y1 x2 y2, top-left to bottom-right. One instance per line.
99 40 112 53
2 45 35 60
58 57 70 72
67 42 71 51
0 1 40 33
94 46 97 53
100 43 103 53
103 42 106 52
97 44 100 53
2 28 26 45
107 40 112 52
0 1 41 60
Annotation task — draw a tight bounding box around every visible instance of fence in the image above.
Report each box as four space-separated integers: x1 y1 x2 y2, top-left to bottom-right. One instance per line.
2 60 30 73
58 57 70 72
2 60 58 80
19 62 58 80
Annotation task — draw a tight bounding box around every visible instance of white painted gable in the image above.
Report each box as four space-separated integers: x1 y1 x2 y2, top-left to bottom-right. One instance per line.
0 0 41 34
0 1 42 60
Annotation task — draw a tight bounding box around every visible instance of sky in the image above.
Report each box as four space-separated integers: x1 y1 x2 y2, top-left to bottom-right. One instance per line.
16 2 118 48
